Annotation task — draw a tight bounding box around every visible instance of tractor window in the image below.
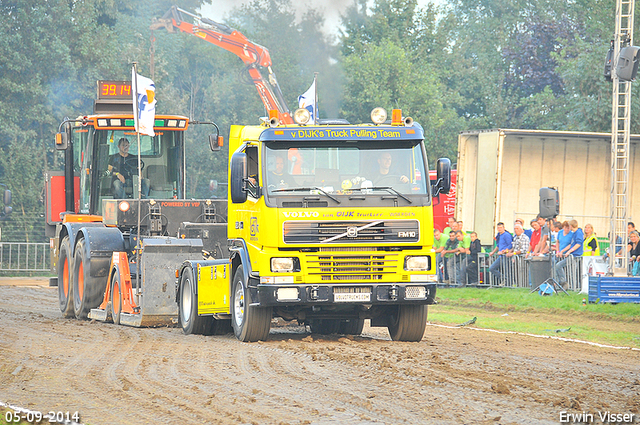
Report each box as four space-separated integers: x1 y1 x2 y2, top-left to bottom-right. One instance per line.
75 128 93 214
91 129 182 213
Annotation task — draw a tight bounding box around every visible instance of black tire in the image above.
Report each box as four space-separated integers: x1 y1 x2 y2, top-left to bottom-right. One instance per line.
110 271 122 325
179 267 210 335
309 319 341 335
387 305 428 342
339 318 365 335
57 236 74 318
231 266 272 342
72 238 105 320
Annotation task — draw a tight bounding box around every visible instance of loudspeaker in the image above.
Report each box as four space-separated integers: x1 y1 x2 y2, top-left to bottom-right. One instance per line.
539 187 559 219
617 46 640 82
604 42 614 82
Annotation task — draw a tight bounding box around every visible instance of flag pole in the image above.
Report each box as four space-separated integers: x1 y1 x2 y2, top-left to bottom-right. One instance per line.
132 62 142 291
313 72 318 124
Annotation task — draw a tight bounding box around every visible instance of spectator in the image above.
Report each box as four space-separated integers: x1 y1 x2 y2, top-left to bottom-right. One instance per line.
442 230 460 284
529 219 541 253
454 230 470 285
515 218 532 238
462 232 482 285
555 221 573 256
507 223 530 257
533 215 550 255
583 224 600 256
441 219 456 279
433 229 447 282
629 222 636 238
489 222 513 282
628 231 640 276
554 220 583 289
550 221 562 252
443 217 456 237
457 221 466 234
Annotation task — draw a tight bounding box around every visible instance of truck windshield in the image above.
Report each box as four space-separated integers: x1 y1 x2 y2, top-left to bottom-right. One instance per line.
264 141 429 197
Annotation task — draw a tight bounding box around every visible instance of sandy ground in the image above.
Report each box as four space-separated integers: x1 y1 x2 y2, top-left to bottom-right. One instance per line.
0 278 639 425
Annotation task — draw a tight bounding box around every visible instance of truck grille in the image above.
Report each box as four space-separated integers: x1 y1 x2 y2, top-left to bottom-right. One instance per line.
283 220 419 244
307 253 399 281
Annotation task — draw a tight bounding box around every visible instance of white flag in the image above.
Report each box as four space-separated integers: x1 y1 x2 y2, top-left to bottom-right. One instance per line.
132 68 156 136
298 80 316 123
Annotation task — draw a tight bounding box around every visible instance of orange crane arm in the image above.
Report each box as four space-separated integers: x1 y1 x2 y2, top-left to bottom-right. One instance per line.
152 6 293 124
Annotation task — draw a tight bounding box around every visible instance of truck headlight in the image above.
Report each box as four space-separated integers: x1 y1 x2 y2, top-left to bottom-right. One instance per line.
271 257 295 272
371 107 387 124
293 108 311 125
405 256 430 271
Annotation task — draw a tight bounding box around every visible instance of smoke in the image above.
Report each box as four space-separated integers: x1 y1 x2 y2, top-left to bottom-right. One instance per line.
200 0 442 35
199 0 353 35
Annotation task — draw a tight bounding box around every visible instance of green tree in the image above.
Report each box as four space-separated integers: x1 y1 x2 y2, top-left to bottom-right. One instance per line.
340 0 464 164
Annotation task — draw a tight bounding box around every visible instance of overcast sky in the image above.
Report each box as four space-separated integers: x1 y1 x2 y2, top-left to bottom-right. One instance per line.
200 0 443 35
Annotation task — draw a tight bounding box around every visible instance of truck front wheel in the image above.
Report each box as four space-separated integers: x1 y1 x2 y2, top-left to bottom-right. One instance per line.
231 266 271 342
57 236 74 318
387 305 428 342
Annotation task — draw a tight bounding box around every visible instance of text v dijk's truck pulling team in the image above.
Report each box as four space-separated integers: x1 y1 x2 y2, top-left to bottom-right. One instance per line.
45 6 451 342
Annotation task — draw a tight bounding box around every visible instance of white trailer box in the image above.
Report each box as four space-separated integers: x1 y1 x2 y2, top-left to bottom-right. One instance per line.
456 129 640 245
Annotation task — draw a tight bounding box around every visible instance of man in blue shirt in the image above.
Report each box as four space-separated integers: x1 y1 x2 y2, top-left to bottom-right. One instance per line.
554 219 584 289
489 222 513 282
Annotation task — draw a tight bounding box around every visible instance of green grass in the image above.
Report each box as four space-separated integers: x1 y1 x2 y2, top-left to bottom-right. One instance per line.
429 287 640 347
436 287 640 318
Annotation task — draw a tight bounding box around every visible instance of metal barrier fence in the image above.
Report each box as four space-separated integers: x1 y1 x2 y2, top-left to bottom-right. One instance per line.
439 252 583 291
0 242 51 273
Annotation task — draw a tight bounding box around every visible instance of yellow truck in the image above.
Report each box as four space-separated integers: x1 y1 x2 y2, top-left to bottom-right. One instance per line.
151 5 451 342
176 108 451 341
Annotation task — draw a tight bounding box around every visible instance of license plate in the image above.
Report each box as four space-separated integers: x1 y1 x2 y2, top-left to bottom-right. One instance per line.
334 292 371 302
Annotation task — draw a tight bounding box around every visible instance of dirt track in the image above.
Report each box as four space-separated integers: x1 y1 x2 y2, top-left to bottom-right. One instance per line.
1 279 639 425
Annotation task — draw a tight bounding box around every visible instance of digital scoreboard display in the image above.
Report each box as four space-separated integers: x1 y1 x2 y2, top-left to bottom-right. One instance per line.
97 81 131 100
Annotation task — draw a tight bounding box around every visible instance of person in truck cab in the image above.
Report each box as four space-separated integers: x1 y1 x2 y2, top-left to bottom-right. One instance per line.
108 137 149 199
373 152 409 185
266 155 295 190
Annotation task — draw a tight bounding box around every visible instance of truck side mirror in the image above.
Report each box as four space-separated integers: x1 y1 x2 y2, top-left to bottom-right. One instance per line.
55 132 68 150
230 151 248 203
209 134 224 152
435 158 451 195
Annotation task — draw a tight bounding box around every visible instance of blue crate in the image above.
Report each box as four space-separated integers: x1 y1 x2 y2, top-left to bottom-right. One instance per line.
588 276 640 303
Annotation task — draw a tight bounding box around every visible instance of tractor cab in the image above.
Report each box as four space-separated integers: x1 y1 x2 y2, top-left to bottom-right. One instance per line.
72 117 186 214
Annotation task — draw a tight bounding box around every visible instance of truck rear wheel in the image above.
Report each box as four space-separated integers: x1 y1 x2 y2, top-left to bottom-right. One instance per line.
72 238 104 320
339 318 365 335
231 265 271 342
110 271 122 325
387 305 428 342
57 236 74 318
179 267 210 335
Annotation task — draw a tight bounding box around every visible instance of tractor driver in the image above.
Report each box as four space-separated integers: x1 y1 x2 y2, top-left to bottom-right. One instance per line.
108 138 149 199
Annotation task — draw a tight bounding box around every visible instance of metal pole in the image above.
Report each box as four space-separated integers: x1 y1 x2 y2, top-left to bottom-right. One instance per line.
609 0 635 276
133 63 143 291
313 72 318 124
